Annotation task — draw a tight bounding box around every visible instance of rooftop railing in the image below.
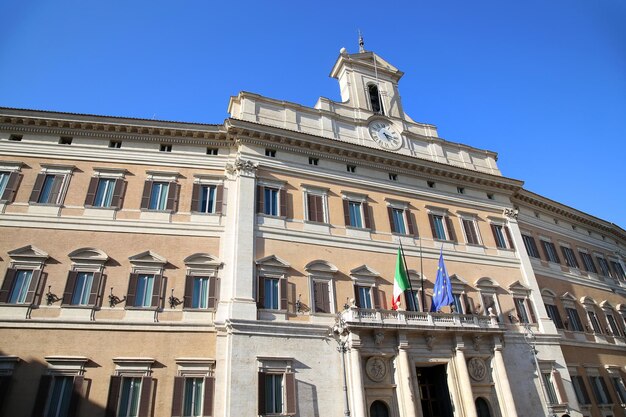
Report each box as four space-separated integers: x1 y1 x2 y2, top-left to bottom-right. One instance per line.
342 308 499 329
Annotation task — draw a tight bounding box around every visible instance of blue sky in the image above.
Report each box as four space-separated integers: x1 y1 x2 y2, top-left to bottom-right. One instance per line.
1 0 625 228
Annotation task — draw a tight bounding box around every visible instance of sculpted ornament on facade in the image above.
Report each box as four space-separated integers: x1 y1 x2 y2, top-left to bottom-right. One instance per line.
467 357 487 382
365 356 387 382
472 334 482 351
225 157 258 177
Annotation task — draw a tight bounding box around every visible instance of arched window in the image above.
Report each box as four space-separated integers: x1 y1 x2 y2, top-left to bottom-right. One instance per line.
369 400 389 417
475 397 492 417
368 84 384 115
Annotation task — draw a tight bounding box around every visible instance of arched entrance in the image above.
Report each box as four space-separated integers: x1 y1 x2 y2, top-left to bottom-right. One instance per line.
475 397 492 417
370 400 390 417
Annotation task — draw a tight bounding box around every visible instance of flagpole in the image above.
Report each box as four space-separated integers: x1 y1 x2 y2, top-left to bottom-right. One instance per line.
399 241 416 310
419 237 425 312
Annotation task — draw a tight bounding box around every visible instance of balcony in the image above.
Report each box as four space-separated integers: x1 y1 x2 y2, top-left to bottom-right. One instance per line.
342 308 500 330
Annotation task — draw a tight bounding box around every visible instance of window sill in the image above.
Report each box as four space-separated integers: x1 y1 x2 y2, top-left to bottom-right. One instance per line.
258 215 286 228
140 211 172 221
345 227 371 240
83 206 117 219
28 204 62 215
191 213 221 224
303 221 330 234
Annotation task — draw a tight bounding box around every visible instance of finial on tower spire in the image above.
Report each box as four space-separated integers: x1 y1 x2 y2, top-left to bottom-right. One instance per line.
358 30 365 53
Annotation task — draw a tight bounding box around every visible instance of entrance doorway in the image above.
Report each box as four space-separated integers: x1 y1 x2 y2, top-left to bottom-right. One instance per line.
475 397 492 417
369 400 390 417
416 365 454 417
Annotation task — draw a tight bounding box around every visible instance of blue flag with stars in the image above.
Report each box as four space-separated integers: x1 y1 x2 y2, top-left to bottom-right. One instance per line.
430 248 453 312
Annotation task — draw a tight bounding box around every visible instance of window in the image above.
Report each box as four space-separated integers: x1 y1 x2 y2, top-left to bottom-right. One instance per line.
257 361 296 416
304 192 326 223
461 218 480 245
388 173 397 181
388 206 416 235
596 256 611 277
491 224 514 249
106 376 153 417
587 310 602 333
172 359 215 417
265 149 276 157
606 314 622 337
487 193 494 200
184 276 217 310
572 375 591 404
109 140 122 148
191 183 223 214
8 134 22 141
565 307 584 331
367 83 384 115
428 213 456 242
31 357 88 417
312 281 331 313
579 251 597 274
160 144 172 152
30 172 70 206
140 179 179 212
62 271 103 306
522 234 541 259
544 304 564 329
404 289 421 312
588 375 611 404
258 277 287 311
542 373 559 404
0 170 21 203
342 196 370 229
457 187 465 194
0 269 42 305
206 147 218 155
84 177 124 209
427 181 435 188
306 261 337 315
560 246 579 268
257 185 286 217
308 157 318 166
611 376 626 404
126 273 163 309
514 298 533 323
610 261 626 281
346 165 356 173
541 240 561 264
59 136 72 145
452 293 464 314
354 285 380 309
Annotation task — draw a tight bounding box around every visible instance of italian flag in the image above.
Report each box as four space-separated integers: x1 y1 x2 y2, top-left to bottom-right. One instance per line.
392 247 410 310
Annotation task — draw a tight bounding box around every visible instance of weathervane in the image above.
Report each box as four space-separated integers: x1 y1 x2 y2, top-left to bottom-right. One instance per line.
358 30 365 53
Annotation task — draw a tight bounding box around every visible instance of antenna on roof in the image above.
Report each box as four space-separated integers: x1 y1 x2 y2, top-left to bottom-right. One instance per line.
358 30 365 53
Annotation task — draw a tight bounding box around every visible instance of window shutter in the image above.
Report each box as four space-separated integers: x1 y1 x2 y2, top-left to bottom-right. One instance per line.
551 369 567 403
202 376 215 417
207 278 218 309
151 275 163 308
280 278 288 311
552 243 561 264
110 179 125 209
428 214 437 239
166 183 179 212
257 373 266 414
445 216 457 242
285 372 296 415
140 181 153 209
387 207 396 233
24 269 42 305
48 175 64 205
1 172 21 202
29 173 47 203
105 376 122 417
406 210 416 236
314 281 329 313
279 188 287 217
88 272 103 306
183 275 194 309
137 377 153 417
126 273 139 307
215 185 224 214
490 224 501 248
354 286 362 308
257 277 265 308
84 177 99 206
170 376 184 417
362 202 371 229
560 247 569 266
314 195 324 222
31 375 52 417
306 194 315 221
256 185 264 214
68 375 84 417
579 252 588 272
343 199 350 226
372 287 381 309
0 268 17 303
504 227 515 249
462 220 477 244
62 271 79 305
191 183 201 213
0 375 12 412
528 299 537 323
540 241 551 260
514 299 523 322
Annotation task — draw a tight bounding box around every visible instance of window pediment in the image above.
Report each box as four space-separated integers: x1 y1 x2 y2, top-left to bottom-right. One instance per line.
68 247 109 264
508 281 531 296
599 300 614 310
184 253 222 269
560 292 577 302
580 296 597 306
350 265 380 282
475 277 499 290
128 251 167 266
305 260 338 275
256 255 290 275
8 245 49 264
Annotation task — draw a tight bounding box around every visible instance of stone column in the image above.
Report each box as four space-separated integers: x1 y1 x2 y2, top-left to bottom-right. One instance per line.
396 334 418 417
492 342 519 417
455 338 477 417
349 336 366 417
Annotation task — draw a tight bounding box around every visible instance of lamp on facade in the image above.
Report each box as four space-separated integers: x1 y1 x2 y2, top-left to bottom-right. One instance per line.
329 311 351 417
523 324 556 417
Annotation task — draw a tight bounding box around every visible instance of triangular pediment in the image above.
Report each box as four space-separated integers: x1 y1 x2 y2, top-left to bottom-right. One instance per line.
330 51 403 80
8 245 48 261
599 300 614 310
184 253 222 269
560 292 577 302
508 281 531 295
350 265 380 278
256 255 290 269
68 247 108 263
580 296 597 306
128 251 167 266
305 260 338 274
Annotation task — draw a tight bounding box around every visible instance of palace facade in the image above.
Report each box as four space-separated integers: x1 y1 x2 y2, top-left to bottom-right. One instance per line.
0 47 624 417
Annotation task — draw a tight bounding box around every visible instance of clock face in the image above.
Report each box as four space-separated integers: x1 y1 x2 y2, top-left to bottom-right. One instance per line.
368 120 402 150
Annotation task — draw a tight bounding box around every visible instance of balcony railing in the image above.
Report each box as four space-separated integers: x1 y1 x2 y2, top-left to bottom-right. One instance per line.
342 308 500 329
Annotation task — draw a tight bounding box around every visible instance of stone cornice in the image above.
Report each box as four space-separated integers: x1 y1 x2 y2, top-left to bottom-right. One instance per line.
513 189 626 243
227 118 524 194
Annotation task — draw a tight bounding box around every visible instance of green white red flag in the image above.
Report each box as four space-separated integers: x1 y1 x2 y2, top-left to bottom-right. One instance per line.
392 247 410 310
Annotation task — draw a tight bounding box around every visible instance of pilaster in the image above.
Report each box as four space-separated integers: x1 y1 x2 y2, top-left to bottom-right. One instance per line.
455 337 478 417
492 339 519 417
396 333 417 417
348 334 366 417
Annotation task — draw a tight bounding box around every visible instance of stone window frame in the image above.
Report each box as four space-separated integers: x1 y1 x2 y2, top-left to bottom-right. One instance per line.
475 277 503 322
384 198 417 237
0 245 49 309
190 175 225 215
508 281 536 325
28 164 75 206
61 248 109 310
125 251 167 310
301 184 329 224
305 260 338 315
341 191 371 230
106 358 156 417
256 255 290 312
171 358 216 417
257 357 296 417
580 296 603 334
257 179 287 218
350 265 381 310
426 206 457 243
31 356 90 417
182 253 222 311
456 211 482 246
84 167 128 210
0 161 23 204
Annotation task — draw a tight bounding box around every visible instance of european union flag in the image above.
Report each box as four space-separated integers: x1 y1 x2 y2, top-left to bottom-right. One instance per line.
430 248 453 312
